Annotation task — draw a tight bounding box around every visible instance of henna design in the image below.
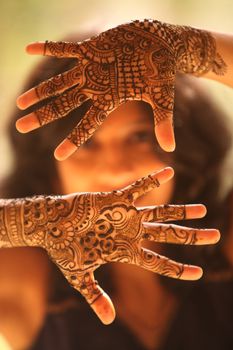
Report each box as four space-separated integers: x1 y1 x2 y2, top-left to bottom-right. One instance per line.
142 223 198 245
0 172 218 307
21 20 226 150
0 199 25 248
140 204 186 222
175 26 227 76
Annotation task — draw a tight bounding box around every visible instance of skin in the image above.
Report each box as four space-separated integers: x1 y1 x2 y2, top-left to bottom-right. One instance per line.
15 19 230 160
0 101 221 350
0 98 221 349
0 167 218 350
55 101 174 341
1 18 232 349
56 101 174 348
0 168 216 321
57 101 173 203
55 101 215 349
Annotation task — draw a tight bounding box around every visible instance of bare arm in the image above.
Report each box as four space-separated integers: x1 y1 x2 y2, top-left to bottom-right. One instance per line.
203 32 233 87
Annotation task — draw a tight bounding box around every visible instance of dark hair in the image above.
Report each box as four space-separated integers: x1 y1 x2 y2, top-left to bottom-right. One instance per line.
1 34 233 301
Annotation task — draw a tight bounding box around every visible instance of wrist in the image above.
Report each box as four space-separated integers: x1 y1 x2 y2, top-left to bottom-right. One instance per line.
0 199 25 248
127 20 217 76
175 25 223 76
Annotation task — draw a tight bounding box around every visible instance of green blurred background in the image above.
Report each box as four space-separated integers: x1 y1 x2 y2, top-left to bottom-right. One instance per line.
1 0 233 180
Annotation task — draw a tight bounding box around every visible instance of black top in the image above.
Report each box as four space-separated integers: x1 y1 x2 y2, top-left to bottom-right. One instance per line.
30 279 233 350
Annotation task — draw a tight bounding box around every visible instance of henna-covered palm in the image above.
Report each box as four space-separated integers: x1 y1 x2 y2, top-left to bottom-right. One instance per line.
16 20 226 160
0 168 220 323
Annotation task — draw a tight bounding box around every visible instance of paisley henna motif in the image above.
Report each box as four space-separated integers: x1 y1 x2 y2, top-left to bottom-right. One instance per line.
17 20 226 152
0 171 219 307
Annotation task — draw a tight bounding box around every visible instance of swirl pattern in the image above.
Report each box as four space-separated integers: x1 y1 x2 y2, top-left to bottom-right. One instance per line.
0 169 220 316
17 20 227 158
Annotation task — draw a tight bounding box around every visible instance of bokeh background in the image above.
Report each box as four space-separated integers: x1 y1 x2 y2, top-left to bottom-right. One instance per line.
1 0 233 181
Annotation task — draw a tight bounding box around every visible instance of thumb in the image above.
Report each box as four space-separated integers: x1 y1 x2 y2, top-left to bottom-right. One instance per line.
66 270 116 325
148 80 176 152
90 285 116 325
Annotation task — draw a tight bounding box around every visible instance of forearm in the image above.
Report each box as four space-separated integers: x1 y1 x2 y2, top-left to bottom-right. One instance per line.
205 32 233 87
174 24 233 87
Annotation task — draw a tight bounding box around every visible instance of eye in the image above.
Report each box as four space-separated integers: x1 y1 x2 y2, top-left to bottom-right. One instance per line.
80 137 97 150
127 130 154 144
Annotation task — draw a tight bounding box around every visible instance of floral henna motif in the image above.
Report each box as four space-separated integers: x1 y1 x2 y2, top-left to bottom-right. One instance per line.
23 20 226 150
175 26 227 76
0 170 219 307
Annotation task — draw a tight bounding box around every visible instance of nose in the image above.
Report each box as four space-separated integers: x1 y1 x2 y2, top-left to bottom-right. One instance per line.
94 147 137 191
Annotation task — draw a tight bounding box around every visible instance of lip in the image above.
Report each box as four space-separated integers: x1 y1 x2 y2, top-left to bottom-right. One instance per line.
90 183 132 193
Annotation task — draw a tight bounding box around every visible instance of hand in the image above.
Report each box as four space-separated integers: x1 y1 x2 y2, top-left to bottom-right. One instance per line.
16 20 226 160
5 167 219 324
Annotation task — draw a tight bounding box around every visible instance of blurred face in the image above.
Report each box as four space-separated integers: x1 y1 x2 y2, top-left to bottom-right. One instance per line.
56 101 174 206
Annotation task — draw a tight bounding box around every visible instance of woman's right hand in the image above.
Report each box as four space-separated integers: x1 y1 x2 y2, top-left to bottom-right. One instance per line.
16 19 228 160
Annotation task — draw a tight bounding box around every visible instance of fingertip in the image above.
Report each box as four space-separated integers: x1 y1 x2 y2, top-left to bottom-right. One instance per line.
215 229 221 243
16 95 27 110
208 229 221 244
155 118 176 152
182 265 203 281
26 42 45 55
15 119 26 133
25 43 35 54
186 204 207 219
162 141 176 152
198 204 207 217
194 267 203 280
54 139 77 161
164 166 174 178
17 89 38 110
151 166 174 185
194 228 221 245
91 293 116 325
15 114 39 133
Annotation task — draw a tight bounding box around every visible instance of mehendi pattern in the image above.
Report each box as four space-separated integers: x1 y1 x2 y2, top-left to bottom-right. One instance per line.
0 172 216 305
30 20 226 149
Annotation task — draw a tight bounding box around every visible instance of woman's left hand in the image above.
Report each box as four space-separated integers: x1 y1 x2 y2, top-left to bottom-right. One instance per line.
1 167 220 324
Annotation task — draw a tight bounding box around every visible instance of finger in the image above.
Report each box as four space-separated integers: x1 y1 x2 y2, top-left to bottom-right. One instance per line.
149 81 175 152
17 65 84 110
155 116 175 152
66 271 115 325
141 223 220 245
25 41 83 58
139 204 207 222
137 248 203 280
54 105 107 160
121 167 174 202
90 291 116 326
16 89 89 133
